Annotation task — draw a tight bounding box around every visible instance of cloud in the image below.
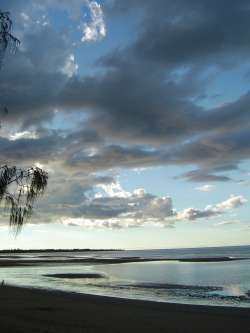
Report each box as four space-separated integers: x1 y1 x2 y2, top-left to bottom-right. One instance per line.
81 1 106 42
61 54 78 77
177 207 218 221
58 191 247 229
107 0 250 68
1 1 250 231
40 178 246 229
213 220 240 227
177 195 247 221
195 184 215 192
0 24 75 127
2 0 250 183
216 195 247 210
61 216 175 230
238 180 250 187
10 130 38 141
179 170 232 183
30 180 174 229
75 183 174 222
65 144 166 172
96 182 131 198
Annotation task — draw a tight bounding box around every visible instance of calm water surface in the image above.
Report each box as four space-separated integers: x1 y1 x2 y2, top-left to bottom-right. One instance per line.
0 245 250 307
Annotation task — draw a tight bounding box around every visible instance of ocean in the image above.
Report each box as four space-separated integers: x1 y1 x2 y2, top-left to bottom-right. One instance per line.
0 245 250 307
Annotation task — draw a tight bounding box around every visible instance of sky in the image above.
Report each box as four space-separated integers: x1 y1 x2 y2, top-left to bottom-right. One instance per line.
0 0 250 249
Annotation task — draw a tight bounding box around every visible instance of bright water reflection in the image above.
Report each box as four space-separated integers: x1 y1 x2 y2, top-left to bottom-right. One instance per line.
0 258 250 307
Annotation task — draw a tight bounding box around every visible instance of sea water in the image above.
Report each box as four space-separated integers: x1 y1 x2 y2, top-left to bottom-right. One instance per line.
0 245 250 307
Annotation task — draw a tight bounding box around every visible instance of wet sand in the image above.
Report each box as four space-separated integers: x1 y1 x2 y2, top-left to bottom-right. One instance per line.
0 285 249 333
44 273 106 279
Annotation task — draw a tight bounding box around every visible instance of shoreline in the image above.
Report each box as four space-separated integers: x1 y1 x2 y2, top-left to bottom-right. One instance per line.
9 283 250 309
0 285 249 332
0 256 248 267
6 283 250 312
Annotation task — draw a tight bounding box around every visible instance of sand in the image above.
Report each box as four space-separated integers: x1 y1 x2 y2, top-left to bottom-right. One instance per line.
0 285 249 333
44 273 106 279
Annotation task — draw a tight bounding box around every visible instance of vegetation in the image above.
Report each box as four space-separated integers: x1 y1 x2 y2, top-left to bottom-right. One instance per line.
0 11 20 69
0 11 48 234
0 248 123 253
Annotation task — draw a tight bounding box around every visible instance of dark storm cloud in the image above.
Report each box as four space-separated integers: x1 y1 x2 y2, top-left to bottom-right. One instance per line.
0 134 60 163
1 1 250 228
106 0 250 68
66 144 165 171
0 0 84 16
0 127 101 167
89 0 250 144
60 65 205 145
170 127 250 168
133 1 250 68
60 71 250 147
178 170 232 183
1 0 250 185
52 0 250 182
0 24 74 127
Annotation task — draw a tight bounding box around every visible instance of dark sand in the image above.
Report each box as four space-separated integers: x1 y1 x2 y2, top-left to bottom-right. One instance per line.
0 286 250 333
44 273 106 279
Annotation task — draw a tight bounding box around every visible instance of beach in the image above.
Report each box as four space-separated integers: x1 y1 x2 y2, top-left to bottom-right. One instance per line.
0 247 250 308
0 285 250 333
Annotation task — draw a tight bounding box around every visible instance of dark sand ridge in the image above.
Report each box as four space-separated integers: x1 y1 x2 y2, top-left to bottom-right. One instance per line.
0 256 248 267
44 273 106 279
0 285 249 333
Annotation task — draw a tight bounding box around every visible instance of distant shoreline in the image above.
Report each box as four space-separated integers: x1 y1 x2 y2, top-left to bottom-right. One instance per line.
0 255 249 267
0 248 124 253
0 244 249 253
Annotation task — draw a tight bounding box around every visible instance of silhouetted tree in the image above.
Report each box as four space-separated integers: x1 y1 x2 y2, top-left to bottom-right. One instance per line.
0 11 20 69
0 11 48 234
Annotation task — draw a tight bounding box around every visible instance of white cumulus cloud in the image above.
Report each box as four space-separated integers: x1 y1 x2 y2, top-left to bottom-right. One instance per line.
61 54 78 77
215 195 247 210
177 195 247 221
195 184 215 192
60 181 174 229
81 1 106 42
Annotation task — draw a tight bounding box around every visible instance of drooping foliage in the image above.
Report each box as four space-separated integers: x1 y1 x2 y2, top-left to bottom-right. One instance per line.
0 11 48 234
0 166 48 235
0 11 20 69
